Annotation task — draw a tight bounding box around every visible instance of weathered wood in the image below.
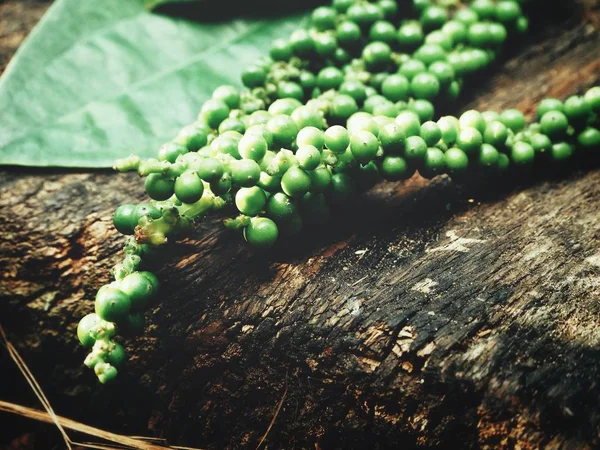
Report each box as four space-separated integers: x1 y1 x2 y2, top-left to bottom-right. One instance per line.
1 2 600 449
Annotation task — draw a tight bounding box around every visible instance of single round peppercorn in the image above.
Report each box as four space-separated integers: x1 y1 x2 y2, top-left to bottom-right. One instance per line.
236 186 267 216
483 121 509 147
456 127 483 156
398 59 427 80
395 111 422 137
477 143 500 168
421 6 449 31
238 134 268 162
312 6 337 31
158 142 187 163
135 203 161 221
420 121 442 146
325 125 350 154
363 41 392 69
437 116 459 145
411 99 435 122
266 192 297 222
500 109 526 133
244 217 279 249
414 44 447 66
445 147 469 174
536 98 564 119
267 115 299 147
496 1 522 24
230 159 261 187
397 22 425 50
330 94 359 120
530 134 552 155
540 111 569 138
120 271 156 311
381 74 410 102
296 145 322 171
577 127 600 149
563 95 592 127
281 166 312 197
379 123 405 154
404 135 428 166
145 173 175 201
428 61 455 87
421 147 446 178
200 99 230 129
411 72 440 100
174 171 204 204
289 29 315 56
270 39 293 61
95 287 131 322
350 130 379 164
584 87 600 113
370 21 397 44
551 141 574 162
380 155 411 181
77 313 102 348
113 204 139 235
336 20 362 47
511 141 535 166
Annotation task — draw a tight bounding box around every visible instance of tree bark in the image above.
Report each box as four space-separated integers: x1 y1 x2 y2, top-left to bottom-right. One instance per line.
1 2 600 449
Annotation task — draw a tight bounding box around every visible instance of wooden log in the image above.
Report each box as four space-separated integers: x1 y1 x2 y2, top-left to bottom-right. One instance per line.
1 1 600 449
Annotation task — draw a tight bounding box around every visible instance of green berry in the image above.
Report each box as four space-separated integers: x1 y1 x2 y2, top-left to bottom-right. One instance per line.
445 147 469 175
414 44 447 65
421 147 446 178
176 124 208 152
336 21 362 47
281 166 312 197
95 287 131 322
500 109 526 132
200 99 230 129
327 173 355 204
420 121 442 146
242 65 267 88
477 143 499 168
312 6 337 31
317 67 344 91
428 61 455 87
511 141 535 166
270 39 293 61
330 95 359 120
120 272 156 311
411 72 440 100
540 111 569 138
266 192 297 221
363 41 392 69
381 74 410 102
577 127 600 149
370 20 397 44
296 145 322 171
437 116 459 145
496 1 522 24
158 142 187 163
395 111 422 137
239 134 268 162
235 186 267 216
411 99 435 122
325 125 350 154
380 156 411 181
174 171 204 204
309 166 333 193
77 313 102 348
551 142 574 162
483 121 508 147
421 6 449 30
530 134 552 155
564 95 592 127
584 87 600 113
536 98 564 119
267 115 299 148
145 173 174 201
339 80 367 104
210 172 232 195
456 127 483 156
350 130 380 164
398 59 427 80
230 159 261 188
244 217 279 249
404 135 428 166
213 85 240 109
379 123 405 154
459 110 486 134
113 204 138 235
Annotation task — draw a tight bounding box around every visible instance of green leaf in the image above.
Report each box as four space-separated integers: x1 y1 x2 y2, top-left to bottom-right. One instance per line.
0 0 306 167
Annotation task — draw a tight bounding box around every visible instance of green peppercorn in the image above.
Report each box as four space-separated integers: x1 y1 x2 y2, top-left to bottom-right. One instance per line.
145 173 175 201
77 313 102 348
174 171 204 204
325 125 350 154
95 287 131 322
281 166 312 197
540 111 569 138
411 72 441 100
445 147 469 175
113 204 139 235
456 127 483 156
511 141 535 166
244 217 279 249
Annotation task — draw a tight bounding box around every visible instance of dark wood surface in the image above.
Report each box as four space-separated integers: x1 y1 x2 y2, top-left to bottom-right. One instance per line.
1 1 600 449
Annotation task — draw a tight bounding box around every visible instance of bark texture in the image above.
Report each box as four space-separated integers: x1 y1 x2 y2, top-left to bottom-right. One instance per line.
1 2 600 449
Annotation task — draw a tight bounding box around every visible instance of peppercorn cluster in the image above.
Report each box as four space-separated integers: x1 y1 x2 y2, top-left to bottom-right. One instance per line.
76 0 600 384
